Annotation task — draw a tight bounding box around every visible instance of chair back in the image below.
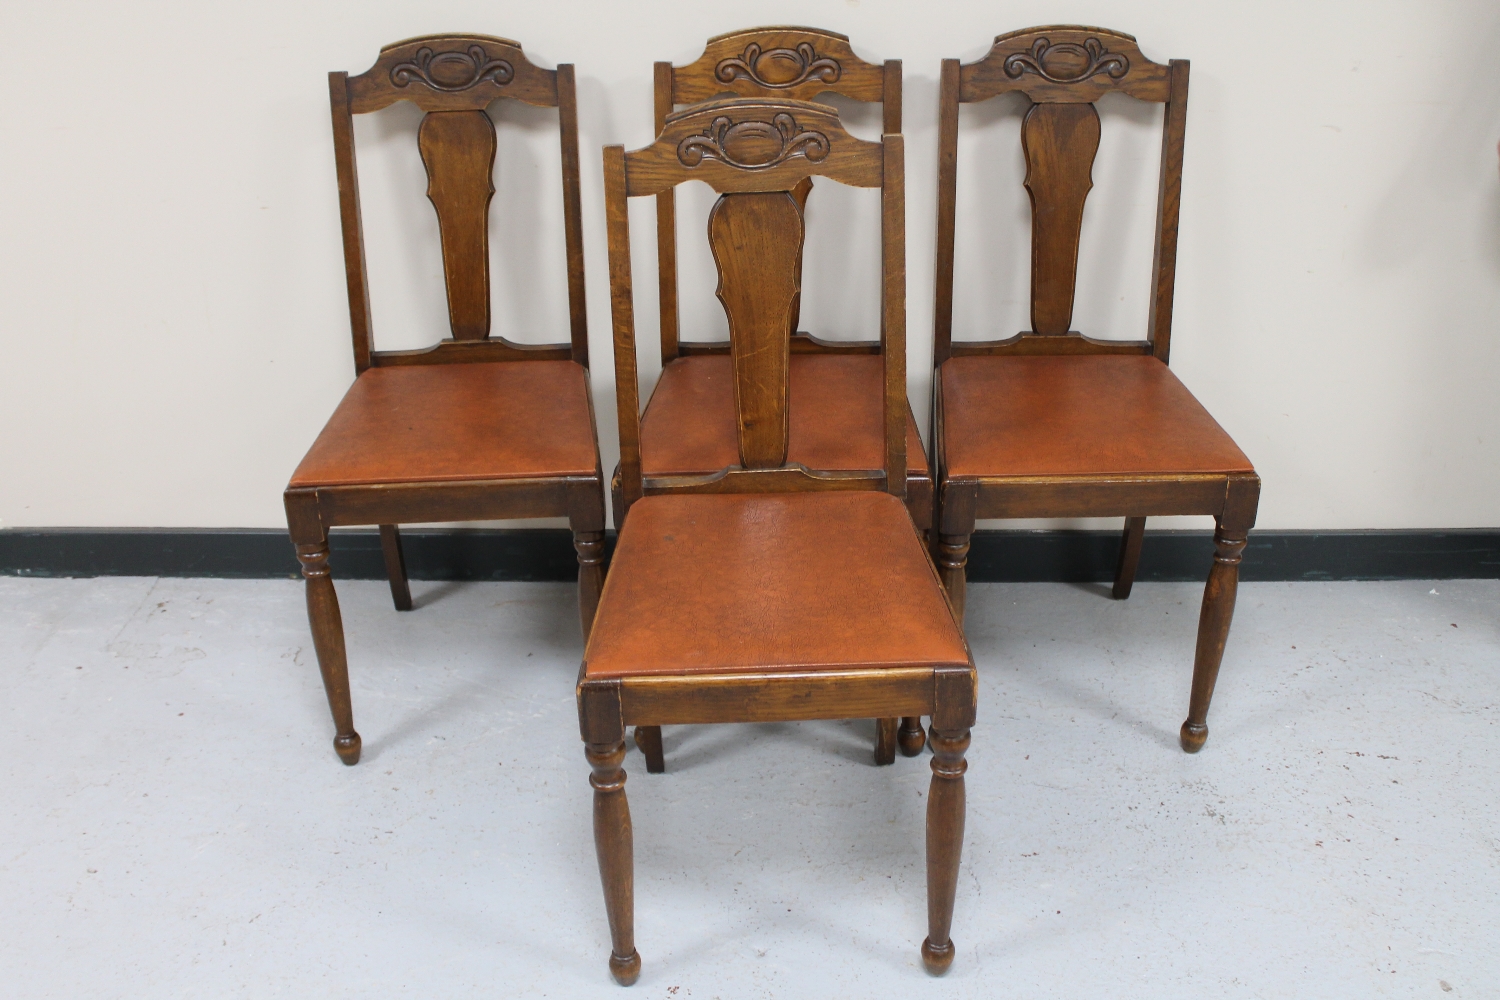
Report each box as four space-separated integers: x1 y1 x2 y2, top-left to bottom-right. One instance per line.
606 99 906 516
655 28 901 364
932 26 1187 364
330 35 588 373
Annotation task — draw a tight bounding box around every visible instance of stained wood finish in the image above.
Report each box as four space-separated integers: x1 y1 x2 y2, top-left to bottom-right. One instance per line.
679 332 879 355
420 110 496 340
655 28 900 364
627 99 884 197
672 27 890 105
329 71 374 374
881 136 907 498
329 34 589 368
589 99 974 979
922 725 970 975
932 27 1260 752
1112 516 1147 599
294 540 360 765
1022 102 1100 336
587 740 640 986
960 26 1171 105
653 61 680 367
604 144 643 514
574 530 606 637
378 524 413 611
1182 522 1246 752
370 339 572 366
290 36 605 763
556 64 590 366
347 34 559 113
709 193 802 468
609 98 892 513
578 658 976 979
633 725 665 774
1149 61 1190 363
875 718 898 765
931 27 1184 361
640 35 926 530
898 716 926 756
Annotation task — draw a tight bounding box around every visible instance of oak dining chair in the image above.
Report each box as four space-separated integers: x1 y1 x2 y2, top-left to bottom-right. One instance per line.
284 35 605 765
930 26 1260 753
632 26 929 760
581 97 976 983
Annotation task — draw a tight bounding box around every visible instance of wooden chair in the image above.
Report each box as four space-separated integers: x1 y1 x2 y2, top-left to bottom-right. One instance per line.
284 35 605 765
582 98 976 983
634 27 928 759
931 27 1260 753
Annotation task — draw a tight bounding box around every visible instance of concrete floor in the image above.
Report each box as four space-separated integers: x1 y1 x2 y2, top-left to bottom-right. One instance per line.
1 576 1496 998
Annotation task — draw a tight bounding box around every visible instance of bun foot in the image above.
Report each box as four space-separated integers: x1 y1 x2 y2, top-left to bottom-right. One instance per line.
609 949 641 986
1179 720 1207 754
898 717 926 756
334 731 362 765
921 936 955 976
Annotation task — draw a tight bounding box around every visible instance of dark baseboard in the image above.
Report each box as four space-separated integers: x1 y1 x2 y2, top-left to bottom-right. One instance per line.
0 528 584 581
2 527 1498 583
965 529 1500 582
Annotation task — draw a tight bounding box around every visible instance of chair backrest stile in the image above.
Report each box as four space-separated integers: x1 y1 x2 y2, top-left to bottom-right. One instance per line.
330 34 589 373
607 99 905 517
932 26 1188 366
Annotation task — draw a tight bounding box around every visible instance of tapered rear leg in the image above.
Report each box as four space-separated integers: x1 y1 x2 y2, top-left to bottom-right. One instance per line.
898 717 927 756
633 726 664 774
574 530 606 639
875 718 897 765
378 524 413 611
295 540 361 764
1180 520 1249 752
923 726 970 975
1112 516 1147 600
587 740 640 985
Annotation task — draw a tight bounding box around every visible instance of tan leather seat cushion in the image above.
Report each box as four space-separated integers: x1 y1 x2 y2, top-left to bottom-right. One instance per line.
289 360 597 488
640 355 928 476
585 492 968 678
941 355 1253 478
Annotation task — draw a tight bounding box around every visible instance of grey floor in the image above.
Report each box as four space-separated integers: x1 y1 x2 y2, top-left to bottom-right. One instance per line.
1 575 1496 998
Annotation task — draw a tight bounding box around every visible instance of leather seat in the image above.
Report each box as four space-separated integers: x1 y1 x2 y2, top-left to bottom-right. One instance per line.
585 492 968 678
941 355 1253 478
290 360 598 487
641 355 928 476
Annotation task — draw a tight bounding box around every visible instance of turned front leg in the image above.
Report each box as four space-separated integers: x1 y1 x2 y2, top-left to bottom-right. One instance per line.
588 741 640 985
923 726 970 975
295 541 361 764
1181 523 1248 753
574 530 606 640
937 534 970 624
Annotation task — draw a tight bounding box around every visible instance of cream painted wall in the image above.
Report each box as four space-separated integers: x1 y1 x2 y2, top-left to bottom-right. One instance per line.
1 0 1497 530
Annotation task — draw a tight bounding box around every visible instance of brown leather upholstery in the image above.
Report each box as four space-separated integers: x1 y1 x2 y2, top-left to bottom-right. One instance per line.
941 355 1253 478
585 492 968 678
640 355 928 476
290 360 598 487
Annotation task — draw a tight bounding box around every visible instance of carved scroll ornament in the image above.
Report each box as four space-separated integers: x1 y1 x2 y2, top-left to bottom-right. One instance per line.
391 45 515 92
715 42 841 89
1004 36 1129 84
677 113 830 170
